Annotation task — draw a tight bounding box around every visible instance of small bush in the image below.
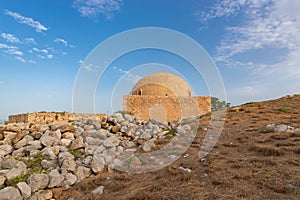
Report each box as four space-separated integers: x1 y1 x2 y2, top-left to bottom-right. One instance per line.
6 169 50 187
5 172 30 187
197 126 203 132
165 129 176 136
15 152 43 170
278 108 290 113
68 148 86 159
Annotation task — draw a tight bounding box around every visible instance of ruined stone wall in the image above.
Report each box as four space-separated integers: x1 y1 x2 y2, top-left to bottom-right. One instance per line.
8 112 107 124
123 95 211 121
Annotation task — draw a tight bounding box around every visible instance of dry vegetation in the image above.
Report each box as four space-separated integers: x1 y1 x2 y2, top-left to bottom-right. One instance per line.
58 95 300 200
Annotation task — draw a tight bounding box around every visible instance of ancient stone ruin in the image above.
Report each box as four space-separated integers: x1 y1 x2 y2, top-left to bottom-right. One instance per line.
123 72 211 122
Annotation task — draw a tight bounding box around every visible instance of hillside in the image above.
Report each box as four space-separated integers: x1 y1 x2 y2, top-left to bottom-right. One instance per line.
58 95 300 200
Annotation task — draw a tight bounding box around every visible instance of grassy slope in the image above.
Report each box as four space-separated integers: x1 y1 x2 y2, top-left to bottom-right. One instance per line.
58 95 300 200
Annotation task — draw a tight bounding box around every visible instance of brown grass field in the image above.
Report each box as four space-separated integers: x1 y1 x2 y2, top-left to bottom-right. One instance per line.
58 95 300 200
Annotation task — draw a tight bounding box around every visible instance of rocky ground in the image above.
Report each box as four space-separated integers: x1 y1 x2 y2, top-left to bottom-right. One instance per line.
1 94 300 199
0 111 196 200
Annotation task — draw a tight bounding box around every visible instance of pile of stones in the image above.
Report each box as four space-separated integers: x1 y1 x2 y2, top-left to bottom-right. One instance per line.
0 112 195 200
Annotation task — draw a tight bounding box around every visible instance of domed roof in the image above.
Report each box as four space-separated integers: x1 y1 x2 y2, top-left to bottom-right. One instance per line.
131 72 194 97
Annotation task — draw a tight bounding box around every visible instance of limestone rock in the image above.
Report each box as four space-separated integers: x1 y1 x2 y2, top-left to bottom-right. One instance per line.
0 186 22 200
17 182 32 199
41 160 58 170
0 175 6 188
42 147 57 160
141 140 155 152
129 157 142 169
40 135 56 147
48 169 64 188
63 173 77 186
61 158 77 173
51 188 62 199
0 158 18 169
85 137 103 146
75 166 91 182
61 139 72 147
26 141 42 151
81 156 92 165
5 161 27 179
0 145 13 156
91 155 105 173
120 140 136 149
69 138 85 149
91 186 104 195
45 129 61 140
12 131 27 144
89 129 108 139
266 124 297 133
103 136 120 147
54 124 75 133
93 145 105 155
58 152 74 165
124 114 135 122
111 125 120 133
31 132 42 139
5 125 21 134
28 174 49 192
3 131 17 145
14 135 34 149
62 132 74 140
112 113 124 123
35 189 53 200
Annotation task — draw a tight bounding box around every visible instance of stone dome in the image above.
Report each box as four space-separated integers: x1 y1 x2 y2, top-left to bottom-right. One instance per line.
131 72 194 97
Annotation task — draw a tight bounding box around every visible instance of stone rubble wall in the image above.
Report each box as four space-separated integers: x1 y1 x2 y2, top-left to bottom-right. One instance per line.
123 95 211 121
0 112 198 199
8 112 107 124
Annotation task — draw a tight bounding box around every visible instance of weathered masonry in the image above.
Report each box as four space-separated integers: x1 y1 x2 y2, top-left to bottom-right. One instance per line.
123 72 211 122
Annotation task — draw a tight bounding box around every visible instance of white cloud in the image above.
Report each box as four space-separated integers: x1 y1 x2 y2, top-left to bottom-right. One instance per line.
24 37 37 45
15 56 26 63
113 66 142 83
202 0 300 78
6 49 23 56
0 42 26 62
29 60 36 64
82 63 99 72
54 38 67 46
196 0 246 23
32 47 39 52
30 47 54 59
54 38 75 48
41 49 48 54
73 0 123 19
1 33 20 43
4 9 47 32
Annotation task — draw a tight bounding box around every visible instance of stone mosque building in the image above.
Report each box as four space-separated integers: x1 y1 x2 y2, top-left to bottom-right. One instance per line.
123 72 211 122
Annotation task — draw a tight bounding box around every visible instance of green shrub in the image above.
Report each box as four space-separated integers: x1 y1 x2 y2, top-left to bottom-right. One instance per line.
15 152 43 170
165 129 176 136
6 169 50 187
68 148 86 159
278 108 289 113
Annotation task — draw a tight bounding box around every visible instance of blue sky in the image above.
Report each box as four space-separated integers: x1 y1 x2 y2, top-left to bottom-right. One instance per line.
0 0 299 120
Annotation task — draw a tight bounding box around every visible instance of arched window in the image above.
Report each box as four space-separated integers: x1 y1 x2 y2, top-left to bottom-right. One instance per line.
137 89 142 95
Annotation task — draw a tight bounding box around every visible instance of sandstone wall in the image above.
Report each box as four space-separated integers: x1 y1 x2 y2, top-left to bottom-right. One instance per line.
8 112 107 124
123 95 211 121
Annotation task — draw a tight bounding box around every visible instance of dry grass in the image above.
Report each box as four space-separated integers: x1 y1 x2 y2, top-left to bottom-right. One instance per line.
58 95 300 200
